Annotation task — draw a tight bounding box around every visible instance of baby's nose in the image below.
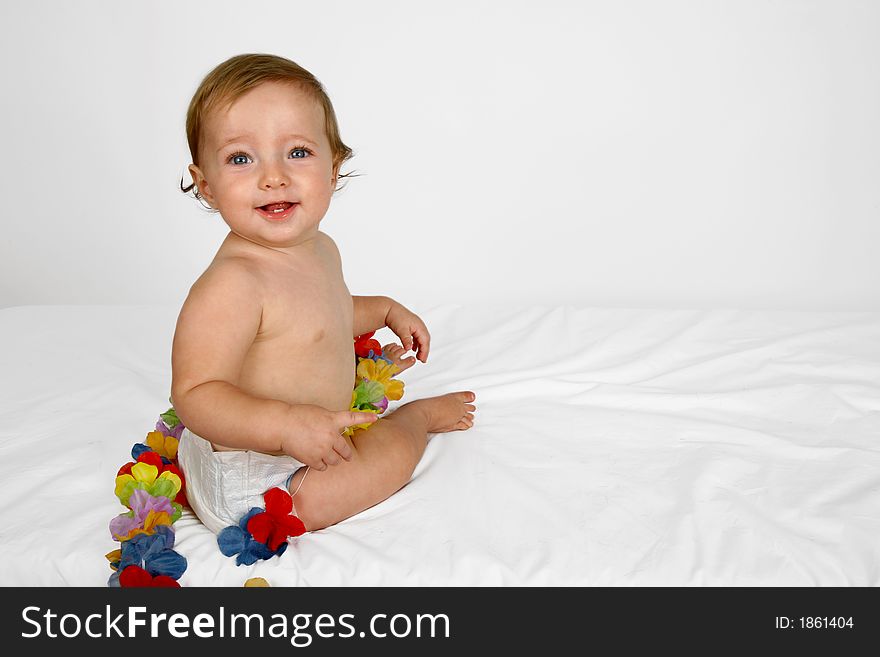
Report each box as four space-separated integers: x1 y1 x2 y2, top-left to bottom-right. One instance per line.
260 176 288 189
259 164 289 188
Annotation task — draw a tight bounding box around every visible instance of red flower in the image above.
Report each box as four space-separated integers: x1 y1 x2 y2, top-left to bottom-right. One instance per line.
354 331 382 358
247 488 307 550
119 565 180 588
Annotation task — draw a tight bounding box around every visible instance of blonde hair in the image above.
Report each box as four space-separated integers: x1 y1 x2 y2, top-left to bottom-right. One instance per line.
180 53 354 209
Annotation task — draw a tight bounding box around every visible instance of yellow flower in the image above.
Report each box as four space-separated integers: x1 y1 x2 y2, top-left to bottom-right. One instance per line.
356 358 404 400
383 379 404 401
114 462 158 499
114 462 182 503
146 431 179 460
356 358 400 386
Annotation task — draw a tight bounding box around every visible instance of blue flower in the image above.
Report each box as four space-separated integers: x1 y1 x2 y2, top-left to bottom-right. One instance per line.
217 507 288 566
130 442 171 465
108 525 187 586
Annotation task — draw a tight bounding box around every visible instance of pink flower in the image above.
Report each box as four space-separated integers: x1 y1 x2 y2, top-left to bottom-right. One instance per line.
109 489 175 540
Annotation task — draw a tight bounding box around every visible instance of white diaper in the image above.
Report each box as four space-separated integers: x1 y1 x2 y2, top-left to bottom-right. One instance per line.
177 428 306 535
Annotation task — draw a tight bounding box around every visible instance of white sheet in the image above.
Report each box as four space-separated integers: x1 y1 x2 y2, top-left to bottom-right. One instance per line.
1 304 878 586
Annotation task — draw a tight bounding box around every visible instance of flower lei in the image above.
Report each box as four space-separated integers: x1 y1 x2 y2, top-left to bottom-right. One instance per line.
106 407 189 587
346 331 405 434
107 333 405 584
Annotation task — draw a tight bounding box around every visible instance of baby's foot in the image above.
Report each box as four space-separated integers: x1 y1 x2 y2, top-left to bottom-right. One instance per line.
382 343 417 374
420 391 477 433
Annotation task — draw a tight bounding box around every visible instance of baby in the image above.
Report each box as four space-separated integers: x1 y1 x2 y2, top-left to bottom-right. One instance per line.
172 53 476 534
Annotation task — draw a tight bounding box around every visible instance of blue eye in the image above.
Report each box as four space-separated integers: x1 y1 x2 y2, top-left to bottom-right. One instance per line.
290 147 311 159
228 152 251 165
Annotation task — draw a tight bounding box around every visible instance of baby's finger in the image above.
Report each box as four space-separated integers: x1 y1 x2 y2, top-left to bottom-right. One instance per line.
338 411 378 430
413 328 431 362
333 435 352 461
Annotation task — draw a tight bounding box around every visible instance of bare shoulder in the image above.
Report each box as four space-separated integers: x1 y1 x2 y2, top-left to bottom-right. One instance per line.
317 230 343 270
181 254 267 333
171 256 265 399
192 253 264 295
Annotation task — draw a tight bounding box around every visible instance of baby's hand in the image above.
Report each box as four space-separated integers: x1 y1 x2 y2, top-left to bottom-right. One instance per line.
280 405 377 471
386 301 431 363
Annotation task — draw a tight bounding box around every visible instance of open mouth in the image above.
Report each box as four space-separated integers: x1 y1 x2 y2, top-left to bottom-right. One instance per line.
256 202 297 220
259 202 294 213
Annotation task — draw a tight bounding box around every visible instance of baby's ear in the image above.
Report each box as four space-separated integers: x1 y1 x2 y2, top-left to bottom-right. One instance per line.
188 164 216 207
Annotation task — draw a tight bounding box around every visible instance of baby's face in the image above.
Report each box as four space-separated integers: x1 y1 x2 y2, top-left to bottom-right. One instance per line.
189 81 337 250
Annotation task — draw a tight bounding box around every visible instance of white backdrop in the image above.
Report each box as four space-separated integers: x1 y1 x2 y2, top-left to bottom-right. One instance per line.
1 0 877 311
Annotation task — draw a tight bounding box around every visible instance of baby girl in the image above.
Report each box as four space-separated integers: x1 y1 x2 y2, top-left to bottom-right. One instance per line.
171 53 476 534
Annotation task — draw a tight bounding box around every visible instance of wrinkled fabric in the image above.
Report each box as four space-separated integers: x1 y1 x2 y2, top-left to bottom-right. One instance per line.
2 304 879 585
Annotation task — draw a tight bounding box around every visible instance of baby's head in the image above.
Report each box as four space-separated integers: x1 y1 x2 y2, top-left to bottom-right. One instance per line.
181 54 353 246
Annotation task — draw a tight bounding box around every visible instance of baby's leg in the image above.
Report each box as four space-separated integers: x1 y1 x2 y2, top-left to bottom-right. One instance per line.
289 391 476 531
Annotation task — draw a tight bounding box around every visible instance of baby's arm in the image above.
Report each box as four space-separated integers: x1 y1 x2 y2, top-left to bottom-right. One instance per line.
172 260 375 469
352 295 393 337
352 295 432 363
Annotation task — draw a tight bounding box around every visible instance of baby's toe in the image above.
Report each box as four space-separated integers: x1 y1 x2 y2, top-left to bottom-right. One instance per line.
381 343 417 372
